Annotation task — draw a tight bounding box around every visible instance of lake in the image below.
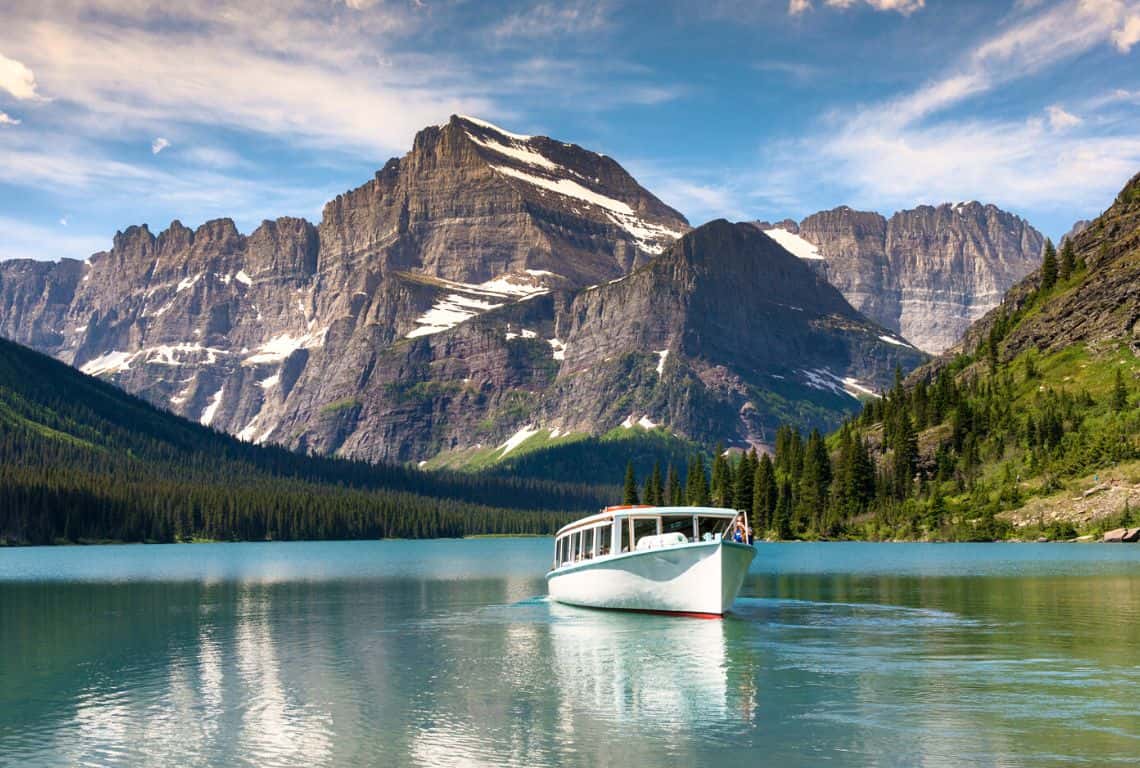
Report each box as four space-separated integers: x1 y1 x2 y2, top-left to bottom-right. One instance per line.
2 540 1138 767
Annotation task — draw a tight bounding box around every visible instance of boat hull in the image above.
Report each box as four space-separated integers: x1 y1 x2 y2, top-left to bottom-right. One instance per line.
546 540 755 616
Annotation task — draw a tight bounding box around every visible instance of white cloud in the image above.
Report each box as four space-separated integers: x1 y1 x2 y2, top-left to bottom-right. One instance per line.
0 51 41 100
151 137 170 155
0 111 19 126
762 0 1140 219
58 216 68 226
790 0 924 14
1046 104 1082 130
1114 11 1140 50
0 1 491 159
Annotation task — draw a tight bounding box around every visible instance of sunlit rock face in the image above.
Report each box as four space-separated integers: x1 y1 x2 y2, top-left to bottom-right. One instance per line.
759 202 1044 354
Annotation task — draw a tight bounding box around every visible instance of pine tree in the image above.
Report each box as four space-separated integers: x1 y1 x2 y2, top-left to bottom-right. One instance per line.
796 429 831 533
753 453 777 532
892 410 918 499
666 463 683 506
622 461 639 505
1041 239 1058 291
773 478 794 540
1112 367 1129 412
1059 239 1076 281
710 443 731 507
734 449 755 513
649 462 663 506
686 454 709 506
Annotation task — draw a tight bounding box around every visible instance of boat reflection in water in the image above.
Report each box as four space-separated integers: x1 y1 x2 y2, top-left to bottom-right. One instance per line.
546 601 762 755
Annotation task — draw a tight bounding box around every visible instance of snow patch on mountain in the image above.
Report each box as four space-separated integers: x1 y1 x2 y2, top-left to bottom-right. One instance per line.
406 272 555 339
548 338 566 361
457 115 532 142
244 329 327 364
200 386 224 426
655 349 669 375
465 131 561 171
489 164 682 254
176 273 203 292
80 350 135 376
878 334 913 348
800 368 879 400
621 413 659 429
763 227 823 260
499 424 540 456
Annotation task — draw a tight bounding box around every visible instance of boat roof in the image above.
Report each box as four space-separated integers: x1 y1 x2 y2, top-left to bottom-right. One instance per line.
554 505 741 538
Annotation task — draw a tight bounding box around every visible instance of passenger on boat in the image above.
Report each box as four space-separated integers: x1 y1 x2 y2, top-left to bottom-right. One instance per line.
728 514 752 544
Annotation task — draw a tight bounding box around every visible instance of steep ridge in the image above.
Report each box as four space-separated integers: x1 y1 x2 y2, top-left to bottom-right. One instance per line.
949 172 1140 369
0 116 689 456
758 202 1043 354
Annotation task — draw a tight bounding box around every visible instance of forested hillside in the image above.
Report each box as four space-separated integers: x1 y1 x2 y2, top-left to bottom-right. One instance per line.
0 337 608 545
623 173 1140 541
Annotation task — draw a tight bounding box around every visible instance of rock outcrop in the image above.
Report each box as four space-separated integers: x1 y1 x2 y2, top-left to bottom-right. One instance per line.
759 202 1044 354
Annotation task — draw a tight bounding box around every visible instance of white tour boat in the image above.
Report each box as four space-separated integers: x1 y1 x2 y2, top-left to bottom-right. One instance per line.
546 505 756 617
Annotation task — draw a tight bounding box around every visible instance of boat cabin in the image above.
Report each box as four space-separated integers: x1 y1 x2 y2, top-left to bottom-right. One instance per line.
550 506 744 571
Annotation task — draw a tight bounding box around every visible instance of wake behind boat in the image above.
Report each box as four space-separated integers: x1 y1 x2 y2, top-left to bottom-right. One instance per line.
546 505 756 617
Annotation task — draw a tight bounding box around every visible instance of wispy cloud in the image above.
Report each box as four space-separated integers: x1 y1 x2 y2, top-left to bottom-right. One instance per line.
151 137 170 155
1046 104 1082 130
493 1 611 41
764 0 1140 219
1 1 491 159
0 112 19 126
790 0 925 15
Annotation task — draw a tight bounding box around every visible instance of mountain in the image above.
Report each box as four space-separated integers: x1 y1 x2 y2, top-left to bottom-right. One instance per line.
757 202 1044 354
770 171 1140 542
0 335 615 545
0 116 920 463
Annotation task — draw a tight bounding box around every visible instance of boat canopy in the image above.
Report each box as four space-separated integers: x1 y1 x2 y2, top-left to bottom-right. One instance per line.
553 506 740 539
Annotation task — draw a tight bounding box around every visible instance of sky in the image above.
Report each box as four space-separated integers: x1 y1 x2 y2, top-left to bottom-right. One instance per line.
1 0 1139 262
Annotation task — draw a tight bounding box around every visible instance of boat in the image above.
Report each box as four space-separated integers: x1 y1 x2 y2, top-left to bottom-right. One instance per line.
545 505 756 617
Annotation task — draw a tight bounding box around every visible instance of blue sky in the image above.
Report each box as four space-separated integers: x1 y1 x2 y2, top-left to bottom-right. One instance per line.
1 0 1139 261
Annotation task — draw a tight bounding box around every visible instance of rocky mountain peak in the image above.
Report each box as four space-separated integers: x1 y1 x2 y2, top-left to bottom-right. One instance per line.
763 202 1043 353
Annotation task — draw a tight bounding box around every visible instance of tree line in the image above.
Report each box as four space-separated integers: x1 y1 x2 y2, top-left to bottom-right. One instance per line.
622 351 1137 541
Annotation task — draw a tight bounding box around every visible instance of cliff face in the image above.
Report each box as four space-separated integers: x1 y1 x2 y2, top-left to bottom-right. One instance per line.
762 202 1043 354
0 116 923 461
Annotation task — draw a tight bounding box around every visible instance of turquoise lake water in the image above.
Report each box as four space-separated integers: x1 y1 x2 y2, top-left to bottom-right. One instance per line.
1 540 1138 767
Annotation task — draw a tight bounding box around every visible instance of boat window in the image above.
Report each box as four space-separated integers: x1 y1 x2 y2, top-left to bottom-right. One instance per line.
662 515 697 543
597 523 612 557
558 536 568 566
582 527 595 560
697 516 728 542
630 517 659 550
569 531 580 562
